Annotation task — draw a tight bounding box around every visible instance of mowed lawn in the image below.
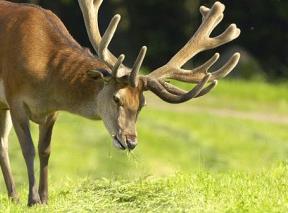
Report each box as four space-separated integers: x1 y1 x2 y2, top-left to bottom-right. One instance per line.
1 80 288 212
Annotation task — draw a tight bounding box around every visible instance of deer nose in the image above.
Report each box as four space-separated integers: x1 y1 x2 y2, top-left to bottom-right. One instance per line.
126 136 137 150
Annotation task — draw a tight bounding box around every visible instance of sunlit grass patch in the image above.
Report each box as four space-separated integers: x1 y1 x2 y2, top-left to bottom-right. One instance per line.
1 164 288 212
0 80 288 211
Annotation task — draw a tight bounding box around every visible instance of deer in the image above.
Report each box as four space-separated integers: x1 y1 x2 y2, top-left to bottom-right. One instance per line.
0 0 240 206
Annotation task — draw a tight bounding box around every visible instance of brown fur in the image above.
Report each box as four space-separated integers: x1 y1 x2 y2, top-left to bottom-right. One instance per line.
0 2 115 120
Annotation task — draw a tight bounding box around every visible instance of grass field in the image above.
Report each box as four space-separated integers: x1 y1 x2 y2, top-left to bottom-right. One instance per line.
1 79 288 212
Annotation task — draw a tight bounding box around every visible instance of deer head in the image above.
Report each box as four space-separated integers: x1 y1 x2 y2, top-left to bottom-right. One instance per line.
78 0 241 151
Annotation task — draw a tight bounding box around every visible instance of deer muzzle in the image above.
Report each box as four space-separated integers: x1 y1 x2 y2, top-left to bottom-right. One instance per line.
112 134 137 151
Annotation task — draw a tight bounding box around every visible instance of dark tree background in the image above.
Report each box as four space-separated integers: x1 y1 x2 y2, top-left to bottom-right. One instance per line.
8 0 288 80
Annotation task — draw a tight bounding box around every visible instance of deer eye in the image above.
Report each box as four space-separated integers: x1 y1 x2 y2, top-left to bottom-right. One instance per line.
113 94 122 106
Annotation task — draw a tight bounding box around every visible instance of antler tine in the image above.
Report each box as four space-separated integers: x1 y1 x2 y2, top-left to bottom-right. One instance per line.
130 46 147 87
78 0 119 68
200 5 224 31
200 6 210 18
99 15 121 65
144 74 211 104
163 53 220 83
210 24 240 47
112 54 125 78
210 53 240 80
196 80 218 98
159 79 217 97
169 52 240 83
198 53 220 72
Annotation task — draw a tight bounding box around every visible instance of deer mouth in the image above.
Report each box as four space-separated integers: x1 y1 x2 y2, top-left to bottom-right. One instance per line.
113 135 126 150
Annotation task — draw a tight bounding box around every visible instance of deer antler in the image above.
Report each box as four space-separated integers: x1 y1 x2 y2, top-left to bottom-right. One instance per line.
78 0 118 68
141 1 241 103
79 0 240 98
78 0 146 81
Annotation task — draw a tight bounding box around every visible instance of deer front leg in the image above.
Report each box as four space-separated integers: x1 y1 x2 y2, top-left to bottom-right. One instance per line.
38 113 57 204
0 110 18 202
10 109 40 206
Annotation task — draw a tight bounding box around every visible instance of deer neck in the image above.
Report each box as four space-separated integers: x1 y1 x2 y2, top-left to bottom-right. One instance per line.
49 47 108 119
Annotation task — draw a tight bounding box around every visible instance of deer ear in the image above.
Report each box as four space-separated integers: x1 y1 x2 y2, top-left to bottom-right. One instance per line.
87 69 111 82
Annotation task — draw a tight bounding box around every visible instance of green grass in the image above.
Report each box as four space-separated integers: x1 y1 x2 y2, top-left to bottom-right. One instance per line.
2 166 288 212
1 80 288 212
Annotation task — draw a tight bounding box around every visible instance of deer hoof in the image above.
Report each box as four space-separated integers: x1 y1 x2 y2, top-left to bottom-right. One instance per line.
28 195 41 207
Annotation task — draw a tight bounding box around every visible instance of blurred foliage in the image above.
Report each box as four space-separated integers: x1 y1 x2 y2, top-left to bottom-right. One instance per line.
8 0 288 80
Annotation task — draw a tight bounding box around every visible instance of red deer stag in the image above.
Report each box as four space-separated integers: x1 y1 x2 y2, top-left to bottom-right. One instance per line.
0 0 240 206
